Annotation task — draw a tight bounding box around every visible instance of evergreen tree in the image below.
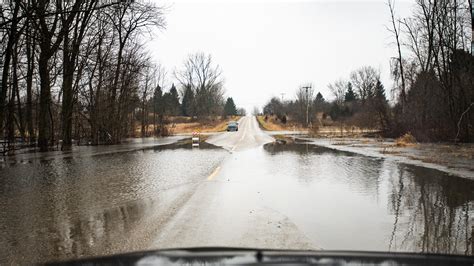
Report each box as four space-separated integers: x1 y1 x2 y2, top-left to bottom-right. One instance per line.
314 92 327 113
224 97 237 116
152 85 165 136
181 85 195 116
153 85 163 114
162 93 171 115
373 79 389 130
159 84 180 116
315 92 325 103
344 82 356 102
169 84 180 111
374 79 387 102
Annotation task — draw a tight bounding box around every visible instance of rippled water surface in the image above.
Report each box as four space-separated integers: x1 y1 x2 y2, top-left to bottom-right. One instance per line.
1 141 473 264
0 142 227 263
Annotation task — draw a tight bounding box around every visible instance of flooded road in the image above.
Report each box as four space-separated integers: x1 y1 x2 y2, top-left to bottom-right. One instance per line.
1 116 473 264
0 140 228 263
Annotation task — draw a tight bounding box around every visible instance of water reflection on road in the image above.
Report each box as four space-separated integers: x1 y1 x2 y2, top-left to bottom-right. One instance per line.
0 141 227 264
263 143 474 255
1 140 473 264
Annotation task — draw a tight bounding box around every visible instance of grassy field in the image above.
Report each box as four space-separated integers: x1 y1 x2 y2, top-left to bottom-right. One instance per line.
256 115 304 131
256 115 382 139
134 116 242 136
169 116 241 134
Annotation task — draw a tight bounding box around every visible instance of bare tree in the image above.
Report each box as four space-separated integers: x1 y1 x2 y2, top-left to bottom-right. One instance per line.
328 79 347 105
30 0 83 151
296 84 314 126
60 1 98 150
387 0 407 105
470 0 473 55
0 1 20 135
175 52 224 117
105 1 165 142
139 57 154 137
350 66 380 102
388 0 473 141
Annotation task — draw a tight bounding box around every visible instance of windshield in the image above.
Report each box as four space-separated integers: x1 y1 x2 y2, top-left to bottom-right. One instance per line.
0 0 473 264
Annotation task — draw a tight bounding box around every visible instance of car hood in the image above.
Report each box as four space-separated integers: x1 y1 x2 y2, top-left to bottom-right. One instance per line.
46 247 474 265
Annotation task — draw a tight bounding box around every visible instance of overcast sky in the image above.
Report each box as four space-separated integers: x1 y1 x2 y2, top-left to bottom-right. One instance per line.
146 0 413 112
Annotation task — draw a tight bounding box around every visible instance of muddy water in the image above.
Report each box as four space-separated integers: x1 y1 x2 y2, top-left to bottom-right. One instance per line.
0 141 473 264
0 142 227 264
262 143 474 255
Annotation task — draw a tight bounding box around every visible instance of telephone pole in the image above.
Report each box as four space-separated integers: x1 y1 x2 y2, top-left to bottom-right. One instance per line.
301 85 312 127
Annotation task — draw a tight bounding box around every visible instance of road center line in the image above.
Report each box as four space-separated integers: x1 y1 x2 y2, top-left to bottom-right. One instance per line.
239 131 246 142
207 166 221 181
231 130 246 151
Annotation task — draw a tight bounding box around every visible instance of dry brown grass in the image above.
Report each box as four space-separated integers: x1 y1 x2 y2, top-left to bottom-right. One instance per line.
380 145 400 154
257 116 285 131
308 125 380 138
133 116 241 135
395 132 417 147
170 116 240 134
256 115 305 131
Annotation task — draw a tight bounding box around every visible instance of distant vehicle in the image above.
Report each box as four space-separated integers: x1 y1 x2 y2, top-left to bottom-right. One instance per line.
227 121 238 131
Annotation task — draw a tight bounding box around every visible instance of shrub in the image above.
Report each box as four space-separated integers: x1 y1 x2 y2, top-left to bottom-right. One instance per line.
395 132 417 147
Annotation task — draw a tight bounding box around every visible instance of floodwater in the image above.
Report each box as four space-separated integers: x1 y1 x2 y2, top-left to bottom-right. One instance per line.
0 141 227 264
0 140 473 264
261 143 474 254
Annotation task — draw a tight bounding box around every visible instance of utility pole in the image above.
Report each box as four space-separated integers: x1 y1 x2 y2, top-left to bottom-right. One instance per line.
280 93 285 102
301 85 312 127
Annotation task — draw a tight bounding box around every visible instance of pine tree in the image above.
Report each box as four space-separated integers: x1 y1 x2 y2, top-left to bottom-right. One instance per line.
169 84 180 115
153 85 163 114
374 79 387 102
373 79 389 130
315 92 325 103
160 84 180 116
152 85 164 136
344 82 356 102
224 97 237 116
181 85 195 116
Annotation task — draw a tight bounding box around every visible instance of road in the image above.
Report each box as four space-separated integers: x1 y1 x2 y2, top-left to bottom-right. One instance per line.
1 116 473 264
206 115 274 151
151 116 316 250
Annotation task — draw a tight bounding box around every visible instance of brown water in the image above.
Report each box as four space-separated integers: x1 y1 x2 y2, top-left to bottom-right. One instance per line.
0 141 473 264
0 142 227 263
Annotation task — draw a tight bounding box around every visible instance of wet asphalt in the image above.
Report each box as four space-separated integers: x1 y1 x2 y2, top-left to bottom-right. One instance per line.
1 116 473 264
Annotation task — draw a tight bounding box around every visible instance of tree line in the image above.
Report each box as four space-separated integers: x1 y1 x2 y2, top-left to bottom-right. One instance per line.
139 52 243 137
264 0 474 142
0 1 240 152
0 1 165 151
262 65 389 131
388 0 473 142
